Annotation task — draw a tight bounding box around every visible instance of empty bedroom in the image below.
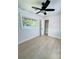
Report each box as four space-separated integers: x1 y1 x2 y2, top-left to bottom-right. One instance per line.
18 0 61 59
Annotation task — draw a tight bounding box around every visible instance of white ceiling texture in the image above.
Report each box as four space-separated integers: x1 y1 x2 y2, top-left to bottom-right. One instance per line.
18 0 61 16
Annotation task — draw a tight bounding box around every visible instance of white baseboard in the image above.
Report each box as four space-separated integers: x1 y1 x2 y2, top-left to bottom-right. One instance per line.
48 34 61 39
18 34 61 44
18 34 39 44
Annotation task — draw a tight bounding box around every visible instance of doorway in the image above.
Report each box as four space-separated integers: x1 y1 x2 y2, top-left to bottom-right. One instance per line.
44 20 49 35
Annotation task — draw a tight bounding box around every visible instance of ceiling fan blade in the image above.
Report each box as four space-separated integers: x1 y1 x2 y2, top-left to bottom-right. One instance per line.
41 0 50 9
45 9 55 11
36 11 41 14
32 6 41 10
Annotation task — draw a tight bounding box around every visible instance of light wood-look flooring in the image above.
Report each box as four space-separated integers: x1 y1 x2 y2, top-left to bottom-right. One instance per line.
18 36 61 59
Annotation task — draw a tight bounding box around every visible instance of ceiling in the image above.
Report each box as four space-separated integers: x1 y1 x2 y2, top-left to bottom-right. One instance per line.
18 0 61 16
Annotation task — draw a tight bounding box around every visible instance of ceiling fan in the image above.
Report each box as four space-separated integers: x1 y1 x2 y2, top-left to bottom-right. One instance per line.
32 0 55 15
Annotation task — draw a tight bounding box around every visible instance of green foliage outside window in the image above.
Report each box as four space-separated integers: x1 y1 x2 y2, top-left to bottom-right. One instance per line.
22 17 38 27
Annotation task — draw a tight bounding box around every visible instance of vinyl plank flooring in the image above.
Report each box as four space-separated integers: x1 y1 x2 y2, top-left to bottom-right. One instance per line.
18 36 61 59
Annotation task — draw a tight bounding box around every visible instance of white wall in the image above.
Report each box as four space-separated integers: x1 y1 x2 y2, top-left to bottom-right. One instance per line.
18 9 43 44
41 20 45 35
18 8 61 44
45 14 61 39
